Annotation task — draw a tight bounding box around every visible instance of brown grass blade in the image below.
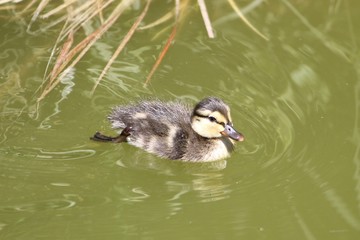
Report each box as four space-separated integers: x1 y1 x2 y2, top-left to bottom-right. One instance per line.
96 0 105 24
37 0 135 102
143 0 190 85
227 0 268 41
40 0 78 19
0 0 20 3
144 25 177 86
197 0 215 38
37 19 114 102
60 0 115 41
91 0 152 95
19 0 37 14
138 11 173 30
49 30 74 83
32 1 110 38
64 0 135 71
35 19 70 97
174 0 180 20
28 0 49 26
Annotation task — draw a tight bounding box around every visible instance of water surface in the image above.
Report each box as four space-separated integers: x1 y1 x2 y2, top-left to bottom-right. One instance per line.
1 1 360 239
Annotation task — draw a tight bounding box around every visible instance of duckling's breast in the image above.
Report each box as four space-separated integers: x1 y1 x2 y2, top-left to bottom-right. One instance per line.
182 137 234 162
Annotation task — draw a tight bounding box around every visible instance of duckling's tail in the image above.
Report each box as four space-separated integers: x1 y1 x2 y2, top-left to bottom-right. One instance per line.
90 132 114 142
90 127 133 143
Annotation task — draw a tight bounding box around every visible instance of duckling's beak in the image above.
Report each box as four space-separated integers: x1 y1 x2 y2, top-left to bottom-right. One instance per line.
221 124 244 142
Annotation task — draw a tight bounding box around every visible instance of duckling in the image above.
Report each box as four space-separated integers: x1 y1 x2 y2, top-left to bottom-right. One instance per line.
91 97 244 162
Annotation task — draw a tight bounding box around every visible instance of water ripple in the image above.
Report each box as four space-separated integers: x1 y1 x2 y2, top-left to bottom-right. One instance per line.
36 148 96 160
0 199 76 213
3 146 96 161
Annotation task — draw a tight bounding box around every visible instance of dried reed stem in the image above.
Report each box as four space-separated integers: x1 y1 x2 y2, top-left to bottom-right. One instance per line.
197 0 215 38
37 0 135 102
144 25 177 86
91 0 152 95
138 11 173 30
227 0 268 41
143 0 189 85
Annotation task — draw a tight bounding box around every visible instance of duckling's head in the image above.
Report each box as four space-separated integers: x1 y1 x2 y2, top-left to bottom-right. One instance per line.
191 97 244 141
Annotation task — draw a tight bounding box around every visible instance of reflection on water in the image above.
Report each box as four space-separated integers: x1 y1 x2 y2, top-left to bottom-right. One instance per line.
0 71 28 144
111 166 232 217
115 151 228 173
2 146 96 161
119 186 151 203
1 198 76 213
297 159 360 231
38 67 76 129
36 148 96 160
192 173 231 202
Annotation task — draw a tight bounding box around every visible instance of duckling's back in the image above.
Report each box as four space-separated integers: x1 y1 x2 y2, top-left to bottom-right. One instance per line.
108 100 194 159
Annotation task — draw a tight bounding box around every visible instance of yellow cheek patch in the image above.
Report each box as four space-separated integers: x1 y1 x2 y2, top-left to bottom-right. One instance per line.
214 122 225 132
206 121 225 136
210 111 227 124
191 115 224 138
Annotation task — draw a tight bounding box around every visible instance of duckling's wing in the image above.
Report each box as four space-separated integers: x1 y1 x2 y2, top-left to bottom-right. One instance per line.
108 100 191 129
108 100 193 159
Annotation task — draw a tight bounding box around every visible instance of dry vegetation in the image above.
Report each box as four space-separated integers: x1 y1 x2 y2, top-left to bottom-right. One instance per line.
0 0 267 101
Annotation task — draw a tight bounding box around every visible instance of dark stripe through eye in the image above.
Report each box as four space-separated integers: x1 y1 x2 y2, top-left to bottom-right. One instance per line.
194 112 225 126
208 116 216 122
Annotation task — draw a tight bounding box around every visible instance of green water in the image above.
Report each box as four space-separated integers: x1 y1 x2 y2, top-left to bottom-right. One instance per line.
1 1 360 239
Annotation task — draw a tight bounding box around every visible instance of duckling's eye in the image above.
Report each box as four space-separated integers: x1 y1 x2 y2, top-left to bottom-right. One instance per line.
208 116 216 122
